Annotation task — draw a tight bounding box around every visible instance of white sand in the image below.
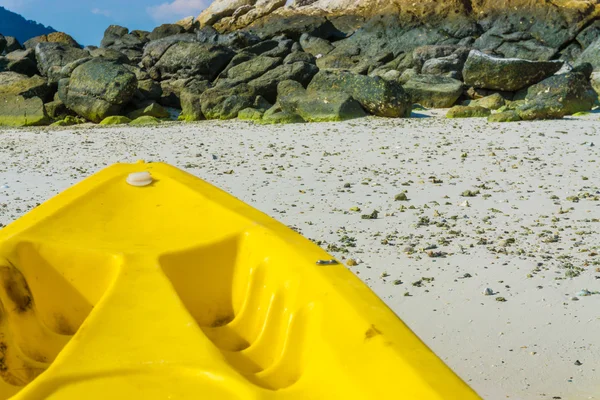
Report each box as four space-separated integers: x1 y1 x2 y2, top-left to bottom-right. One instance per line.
1 113 599 399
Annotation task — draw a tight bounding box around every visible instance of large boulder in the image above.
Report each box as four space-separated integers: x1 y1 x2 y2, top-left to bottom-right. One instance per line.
515 99 566 121
402 75 463 108
221 55 282 85
446 105 491 118
248 61 318 102
278 80 366 122
0 49 38 76
4 36 22 53
62 59 137 122
307 70 411 117
519 63 597 115
199 83 257 119
101 26 149 63
148 24 187 41
299 33 334 57
151 41 235 81
24 32 80 50
577 36 600 71
0 94 49 126
35 42 89 76
463 50 563 92
0 73 54 102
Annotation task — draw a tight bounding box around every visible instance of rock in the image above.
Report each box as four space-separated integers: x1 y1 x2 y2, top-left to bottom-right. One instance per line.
175 16 197 32
403 75 463 108
148 24 187 41
44 100 69 119
127 102 170 120
299 33 334 57
197 0 255 26
463 50 563 92
63 59 137 123
0 49 38 76
222 55 282 85
129 116 160 125
153 42 235 81
0 94 49 126
24 32 80 50
261 104 305 124
468 93 505 110
180 80 213 120
35 42 89 76
487 110 521 123
413 45 470 72
284 51 316 65
101 25 129 48
89 47 130 64
237 107 264 120
421 54 467 79
51 115 86 126
100 115 131 125
4 36 22 53
516 100 566 121
0 73 53 102
159 78 191 108
308 70 411 117
591 72 600 96
0 34 6 54
577 37 600 71
521 64 597 115
379 70 401 82
248 61 318 102
399 68 418 84
200 83 257 119
278 79 366 122
47 32 80 47
446 105 491 118
47 57 92 84
137 79 163 101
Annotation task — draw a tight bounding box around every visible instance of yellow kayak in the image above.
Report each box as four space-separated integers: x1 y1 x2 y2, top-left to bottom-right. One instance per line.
0 161 480 399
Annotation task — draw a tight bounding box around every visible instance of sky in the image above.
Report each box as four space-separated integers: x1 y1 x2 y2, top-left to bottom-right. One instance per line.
0 0 211 46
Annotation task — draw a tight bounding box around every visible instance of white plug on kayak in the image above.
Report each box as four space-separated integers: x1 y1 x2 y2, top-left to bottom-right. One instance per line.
126 171 153 187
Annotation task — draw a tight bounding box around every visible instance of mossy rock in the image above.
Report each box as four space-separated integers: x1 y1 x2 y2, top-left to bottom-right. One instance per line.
238 107 264 121
100 115 131 125
130 115 160 125
447 105 491 118
127 102 170 120
261 105 304 124
50 115 85 126
516 100 566 121
468 93 505 110
487 111 521 123
0 94 50 126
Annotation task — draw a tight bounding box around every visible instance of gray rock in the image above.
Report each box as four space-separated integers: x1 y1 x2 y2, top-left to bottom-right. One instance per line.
577 36 600 71
148 24 186 41
224 55 282 85
520 64 597 115
299 33 334 57
152 41 235 81
35 42 89 76
4 36 22 53
199 83 257 119
278 80 366 122
284 51 316 65
463 50 563 92
308 70 411 118
403 75 463 108
248 61 318 102
63 58 137 122
180 79 213 120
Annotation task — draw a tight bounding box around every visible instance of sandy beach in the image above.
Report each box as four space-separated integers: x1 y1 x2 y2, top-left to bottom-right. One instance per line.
1 113 599 399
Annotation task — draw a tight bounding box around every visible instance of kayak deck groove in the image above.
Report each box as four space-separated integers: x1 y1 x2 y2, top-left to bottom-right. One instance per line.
0 161 481 399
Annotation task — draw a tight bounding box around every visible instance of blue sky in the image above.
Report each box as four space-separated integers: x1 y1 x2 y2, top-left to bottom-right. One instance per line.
0 0 210 46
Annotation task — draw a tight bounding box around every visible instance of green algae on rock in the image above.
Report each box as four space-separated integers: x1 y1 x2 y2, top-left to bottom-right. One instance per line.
130 115 161 125
100 115 132 125
487 111 521 123
0 94 50 126
447 105 491 118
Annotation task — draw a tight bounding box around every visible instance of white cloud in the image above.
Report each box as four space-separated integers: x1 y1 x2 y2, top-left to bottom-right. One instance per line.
147 0 208 23
91 8 111 17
